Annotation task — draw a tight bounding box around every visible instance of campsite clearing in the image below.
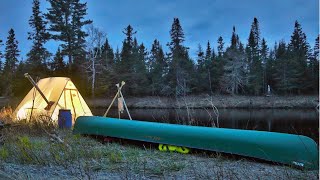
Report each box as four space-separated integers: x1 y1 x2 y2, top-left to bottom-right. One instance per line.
0 123 318 179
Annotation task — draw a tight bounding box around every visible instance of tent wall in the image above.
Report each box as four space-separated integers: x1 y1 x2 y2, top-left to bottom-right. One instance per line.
14 77 92 123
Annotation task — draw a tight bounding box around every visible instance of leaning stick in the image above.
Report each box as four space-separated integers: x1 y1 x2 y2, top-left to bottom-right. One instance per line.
103 82 125 117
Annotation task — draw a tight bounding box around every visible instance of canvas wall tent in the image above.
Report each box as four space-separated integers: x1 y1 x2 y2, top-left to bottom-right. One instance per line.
14 77 92 123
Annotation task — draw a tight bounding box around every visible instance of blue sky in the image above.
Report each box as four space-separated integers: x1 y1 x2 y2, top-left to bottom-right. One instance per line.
0 0 318 60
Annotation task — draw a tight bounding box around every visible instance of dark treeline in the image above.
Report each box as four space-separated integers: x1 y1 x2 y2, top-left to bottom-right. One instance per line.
0 0 318 98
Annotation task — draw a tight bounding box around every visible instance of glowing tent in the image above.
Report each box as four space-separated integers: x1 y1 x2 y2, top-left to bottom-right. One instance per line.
14 77 92 123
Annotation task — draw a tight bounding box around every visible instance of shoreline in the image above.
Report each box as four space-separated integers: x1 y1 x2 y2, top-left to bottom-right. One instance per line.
86 95 319 109
1 95 318 110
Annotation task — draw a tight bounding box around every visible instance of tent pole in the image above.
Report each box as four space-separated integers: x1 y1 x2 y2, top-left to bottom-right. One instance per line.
24 73 54 110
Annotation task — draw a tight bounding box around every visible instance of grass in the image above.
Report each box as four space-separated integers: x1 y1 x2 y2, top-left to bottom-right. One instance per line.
0 108 318 179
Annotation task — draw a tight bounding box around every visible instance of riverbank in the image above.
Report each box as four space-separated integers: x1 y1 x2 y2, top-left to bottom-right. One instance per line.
87 95 319 109
0 122 318 179
0 95 318 110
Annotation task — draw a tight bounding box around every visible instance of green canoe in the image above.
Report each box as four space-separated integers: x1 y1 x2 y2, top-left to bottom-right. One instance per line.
73 116 319 170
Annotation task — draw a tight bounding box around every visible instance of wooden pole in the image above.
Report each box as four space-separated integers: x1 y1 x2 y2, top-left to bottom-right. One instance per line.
103 83 124 117
24 73 54 110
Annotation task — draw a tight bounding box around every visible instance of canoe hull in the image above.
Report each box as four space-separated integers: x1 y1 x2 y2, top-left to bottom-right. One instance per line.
73 116 319 170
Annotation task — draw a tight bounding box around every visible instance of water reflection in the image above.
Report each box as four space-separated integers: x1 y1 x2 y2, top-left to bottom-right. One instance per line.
92 108 319 141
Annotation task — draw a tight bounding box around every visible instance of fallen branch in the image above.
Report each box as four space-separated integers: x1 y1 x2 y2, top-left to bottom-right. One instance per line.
42 128 71 151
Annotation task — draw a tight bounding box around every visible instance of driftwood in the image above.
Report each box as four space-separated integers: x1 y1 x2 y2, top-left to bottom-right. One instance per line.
42 128 71 151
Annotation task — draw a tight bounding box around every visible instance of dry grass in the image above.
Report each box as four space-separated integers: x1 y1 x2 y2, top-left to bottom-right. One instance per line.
0 107 318 179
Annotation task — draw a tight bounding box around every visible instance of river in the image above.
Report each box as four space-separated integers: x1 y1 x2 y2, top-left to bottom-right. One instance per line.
92 108 319 142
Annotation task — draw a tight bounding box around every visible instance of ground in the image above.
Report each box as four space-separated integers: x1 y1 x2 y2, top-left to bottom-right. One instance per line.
0 123 318 180
0 95 318 179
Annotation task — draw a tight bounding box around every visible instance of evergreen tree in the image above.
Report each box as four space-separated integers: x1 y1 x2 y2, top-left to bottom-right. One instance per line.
287 21 310 94
260 38 269 93
205 41 214 94
95 38 115 96
3 28 20 96
167 18 194 97
116 25 148 95
273 41 290 93
246 17 263 95
26 0 51 77
212 36 225 92
0 38 3 94
132 42 149 95
4 29 20 74
217 36 224 57
205 41 212 61
307 36 319 93
114 47 121 63
50 48 66 76
72 0 92 59
101 38 114 69
46 0 92 69
196 44 206 92
196 42 213 94
149 39 167 95
0 38 3 71
13 61 31 96
314 35 319 61
266 43 277 93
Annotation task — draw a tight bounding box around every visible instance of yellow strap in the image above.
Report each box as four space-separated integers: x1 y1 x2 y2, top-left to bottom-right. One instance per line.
158 144 190 154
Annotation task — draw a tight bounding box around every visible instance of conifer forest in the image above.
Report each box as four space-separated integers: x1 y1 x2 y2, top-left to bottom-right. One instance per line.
0 0 318 98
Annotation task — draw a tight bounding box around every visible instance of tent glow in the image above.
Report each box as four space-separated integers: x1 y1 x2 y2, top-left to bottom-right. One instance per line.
14 77 92 123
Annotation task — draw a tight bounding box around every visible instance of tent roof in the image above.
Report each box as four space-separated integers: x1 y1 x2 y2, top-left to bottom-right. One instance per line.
14 77 92 121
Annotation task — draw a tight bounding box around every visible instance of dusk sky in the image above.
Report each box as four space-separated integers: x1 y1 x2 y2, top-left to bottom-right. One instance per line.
0 0 318 60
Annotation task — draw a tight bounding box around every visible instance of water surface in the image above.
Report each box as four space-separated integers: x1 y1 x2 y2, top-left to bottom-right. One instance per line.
92 108 319 141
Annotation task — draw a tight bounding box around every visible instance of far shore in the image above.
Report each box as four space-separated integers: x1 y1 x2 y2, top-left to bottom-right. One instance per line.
0 95 318 110
86 95 319 109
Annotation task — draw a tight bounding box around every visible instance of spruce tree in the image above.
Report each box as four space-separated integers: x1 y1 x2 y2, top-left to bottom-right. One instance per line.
205 41 214 94
149 39 167 95
116 25 139 95
205 41 212 61
213 36 226 92
266 43 277 92
4 29 20 74
3 28 20 96
167 18 194 97
246 17 263 95
0 39 3 94
0 38 3 70
72 0 92 59
287 21 310 94
274 41 290 93
196 44 211 93
217 36 224 57
50 48 66 76
260 38 269 93
114 47 121 63
101 38 114 69
27 0 51 77
93 38 115 96
46 0 92 68
307 36 319 93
